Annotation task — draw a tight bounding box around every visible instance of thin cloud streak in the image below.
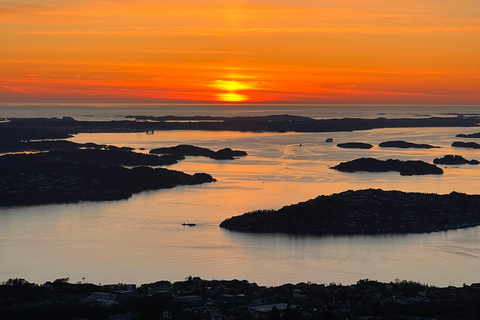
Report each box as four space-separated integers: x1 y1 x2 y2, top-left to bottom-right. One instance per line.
5 26 480 36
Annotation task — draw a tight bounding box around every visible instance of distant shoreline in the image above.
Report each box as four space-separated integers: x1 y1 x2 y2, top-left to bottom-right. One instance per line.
1 115 479 137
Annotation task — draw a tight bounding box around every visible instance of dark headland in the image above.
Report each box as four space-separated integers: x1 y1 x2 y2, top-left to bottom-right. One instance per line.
220 189 480 235
0 149 216 207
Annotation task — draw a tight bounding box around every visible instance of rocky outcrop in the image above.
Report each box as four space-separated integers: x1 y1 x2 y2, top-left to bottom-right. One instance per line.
336 142 373 149
433 155 479 165
451 141 480 149
379 141 440 149
150 144 247 160
456 132 480 138
331 157 443 176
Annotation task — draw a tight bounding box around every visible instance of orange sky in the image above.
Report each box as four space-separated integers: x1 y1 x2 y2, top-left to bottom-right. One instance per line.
1 0 479 104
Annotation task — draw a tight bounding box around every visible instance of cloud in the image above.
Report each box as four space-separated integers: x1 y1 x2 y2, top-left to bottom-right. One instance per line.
5 26 480 37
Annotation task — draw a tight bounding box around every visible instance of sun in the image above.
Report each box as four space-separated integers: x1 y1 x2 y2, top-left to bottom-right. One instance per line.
217 92 248 102
211 80 255 92
209 79 257 102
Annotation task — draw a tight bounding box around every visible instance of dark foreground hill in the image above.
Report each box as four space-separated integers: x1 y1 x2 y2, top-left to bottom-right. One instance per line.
2 277 480 320
220 189 480 235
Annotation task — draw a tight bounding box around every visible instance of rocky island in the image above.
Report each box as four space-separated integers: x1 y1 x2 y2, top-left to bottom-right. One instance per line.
220 189 480 235
336 142 373 149
452 141 480 149
331 157 443 176
150 144 247 160
456 132 480 138
433 155 479 165
379 141 440 149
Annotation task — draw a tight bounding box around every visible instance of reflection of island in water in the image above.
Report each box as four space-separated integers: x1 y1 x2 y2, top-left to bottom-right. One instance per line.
220 189 480 235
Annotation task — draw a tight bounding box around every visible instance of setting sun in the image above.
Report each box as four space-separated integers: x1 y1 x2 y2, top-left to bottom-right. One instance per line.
209 79 258 102
217 92 248 102
211 80 256 92
0 0 479 104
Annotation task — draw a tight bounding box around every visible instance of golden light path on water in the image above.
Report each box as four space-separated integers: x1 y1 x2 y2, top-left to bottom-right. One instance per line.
1 126 480 286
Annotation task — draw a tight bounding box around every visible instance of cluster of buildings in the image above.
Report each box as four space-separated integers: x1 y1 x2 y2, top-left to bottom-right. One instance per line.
3 277 480 319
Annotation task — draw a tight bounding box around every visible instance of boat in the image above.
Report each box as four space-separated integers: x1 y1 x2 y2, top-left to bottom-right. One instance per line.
326 138 333 142
182 222 196 227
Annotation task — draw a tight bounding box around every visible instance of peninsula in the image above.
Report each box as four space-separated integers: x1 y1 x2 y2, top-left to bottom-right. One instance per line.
331 158 444 176
0 149 215 207
220 189 480 235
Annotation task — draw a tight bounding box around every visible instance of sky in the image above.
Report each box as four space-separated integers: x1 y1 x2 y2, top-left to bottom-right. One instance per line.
1 0 479 104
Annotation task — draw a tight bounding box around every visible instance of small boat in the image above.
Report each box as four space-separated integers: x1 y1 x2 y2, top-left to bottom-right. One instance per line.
182 222 196 227
326 138 333 143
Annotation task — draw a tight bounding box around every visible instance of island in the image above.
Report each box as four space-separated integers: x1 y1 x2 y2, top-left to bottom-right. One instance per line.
433 155 479 165
220 189 480 235
456 132 480 138
331 157 443 176
379 141 440 149
336 142 373 149
0 149 215 207
150 144 247 160
451 141 480 149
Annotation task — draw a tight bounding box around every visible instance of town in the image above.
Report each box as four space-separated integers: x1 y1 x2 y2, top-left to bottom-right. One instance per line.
2 276 480 319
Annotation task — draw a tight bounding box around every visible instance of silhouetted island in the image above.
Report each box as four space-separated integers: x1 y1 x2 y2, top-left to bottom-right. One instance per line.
456 132 480 138
434 155 479 165
379 141 440 149
0 150 215 207
452 141 480 149
150 144 247 160
220 189 480 235
331 157 443 176
336 142 373 149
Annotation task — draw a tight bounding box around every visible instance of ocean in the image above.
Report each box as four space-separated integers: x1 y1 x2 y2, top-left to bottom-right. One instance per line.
1 104 480 287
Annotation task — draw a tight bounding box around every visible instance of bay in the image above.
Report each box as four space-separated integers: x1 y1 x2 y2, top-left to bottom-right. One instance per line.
1 105 480 286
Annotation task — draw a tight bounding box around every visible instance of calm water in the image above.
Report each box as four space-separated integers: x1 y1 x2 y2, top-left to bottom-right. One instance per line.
1 105 480 287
